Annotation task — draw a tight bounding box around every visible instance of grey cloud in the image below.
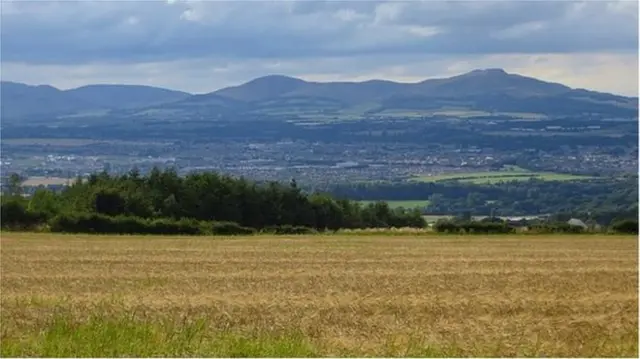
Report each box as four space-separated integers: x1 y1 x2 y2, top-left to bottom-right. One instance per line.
3 52 637 96
0 0 637 65
375 1 570 29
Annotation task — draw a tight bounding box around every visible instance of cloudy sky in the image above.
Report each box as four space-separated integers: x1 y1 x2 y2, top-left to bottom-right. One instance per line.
1 0 638 96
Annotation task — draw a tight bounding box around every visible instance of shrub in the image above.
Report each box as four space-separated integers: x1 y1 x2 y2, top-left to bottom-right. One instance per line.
49 213 205 235
150 218 205 235
338 227 433 236
262 225 318 235
47 214 312 236
529 222 584 234
433 220 460 233
51 213 125 234
433 220 514 234
461 221 514 234
1 199 48 230
610 219 639 234
212 221 256 235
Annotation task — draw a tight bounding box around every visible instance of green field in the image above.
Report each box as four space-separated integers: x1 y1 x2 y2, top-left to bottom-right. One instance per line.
411 169 590 184
266 107 550 121
1 233 637 357
358 200 430 209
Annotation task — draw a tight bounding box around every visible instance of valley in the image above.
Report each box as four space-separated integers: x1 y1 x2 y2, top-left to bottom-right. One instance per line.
1 69 637 220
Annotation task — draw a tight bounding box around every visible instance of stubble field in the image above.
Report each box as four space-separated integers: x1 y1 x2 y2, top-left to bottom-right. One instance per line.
1 233 637 357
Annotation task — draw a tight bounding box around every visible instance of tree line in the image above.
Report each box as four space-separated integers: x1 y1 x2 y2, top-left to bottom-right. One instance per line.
2 169 637 235
431 216 638 235
1 168 425 234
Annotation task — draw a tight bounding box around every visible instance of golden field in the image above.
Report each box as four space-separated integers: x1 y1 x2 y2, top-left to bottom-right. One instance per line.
1 233 638 357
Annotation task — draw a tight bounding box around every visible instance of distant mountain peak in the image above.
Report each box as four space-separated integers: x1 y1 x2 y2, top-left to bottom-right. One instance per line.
1 81 61 91
214 74 308 101
465 68 508 76
255 74 299 80
244 74 306 85
1 80 190 118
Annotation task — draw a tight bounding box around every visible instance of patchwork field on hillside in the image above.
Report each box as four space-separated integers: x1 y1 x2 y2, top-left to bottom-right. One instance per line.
411 170 591 184
357 199 431 209
1 233 637 357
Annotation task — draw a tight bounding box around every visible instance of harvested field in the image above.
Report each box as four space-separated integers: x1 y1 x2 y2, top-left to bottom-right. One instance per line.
1 233 637 357
21 177 71 187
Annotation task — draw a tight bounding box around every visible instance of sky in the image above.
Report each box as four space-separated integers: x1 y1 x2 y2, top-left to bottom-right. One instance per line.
1 0 638 96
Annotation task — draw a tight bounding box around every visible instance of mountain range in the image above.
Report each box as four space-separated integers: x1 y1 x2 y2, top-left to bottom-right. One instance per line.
2 69 637 121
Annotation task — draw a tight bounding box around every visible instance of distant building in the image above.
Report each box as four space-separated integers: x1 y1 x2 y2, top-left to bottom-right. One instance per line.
567 218 588 229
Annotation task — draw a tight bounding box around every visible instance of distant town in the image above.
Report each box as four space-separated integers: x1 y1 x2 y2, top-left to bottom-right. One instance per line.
3 134 637 191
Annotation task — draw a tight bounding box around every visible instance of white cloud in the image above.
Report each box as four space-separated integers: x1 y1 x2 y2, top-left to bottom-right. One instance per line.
404 26 441 38
179 9 200 22
374 2 405 24
125 16 140 26
333 8 367 22
492 21 546 40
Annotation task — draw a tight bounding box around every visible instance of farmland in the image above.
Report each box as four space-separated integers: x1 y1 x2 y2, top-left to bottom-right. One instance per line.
358 199 430 209
1 233 637 357
410 170 590 184
20 176 71 187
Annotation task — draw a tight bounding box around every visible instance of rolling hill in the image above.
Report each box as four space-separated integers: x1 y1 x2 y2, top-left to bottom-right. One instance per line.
204 69 638 118
0 81 190 120
2 69 637 121
64 84 191 110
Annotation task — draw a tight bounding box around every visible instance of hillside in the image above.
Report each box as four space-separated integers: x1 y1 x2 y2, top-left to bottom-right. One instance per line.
0 81 190 119
0 81 93 119
214 69 573 102
204 69 638 118
2 69 637 121
64 84 190 110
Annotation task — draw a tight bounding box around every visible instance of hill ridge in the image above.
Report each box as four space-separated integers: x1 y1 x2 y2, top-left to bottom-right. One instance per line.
2 69 637 120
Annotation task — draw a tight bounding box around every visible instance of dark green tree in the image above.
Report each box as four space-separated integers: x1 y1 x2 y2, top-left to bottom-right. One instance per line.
93 189 126 216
